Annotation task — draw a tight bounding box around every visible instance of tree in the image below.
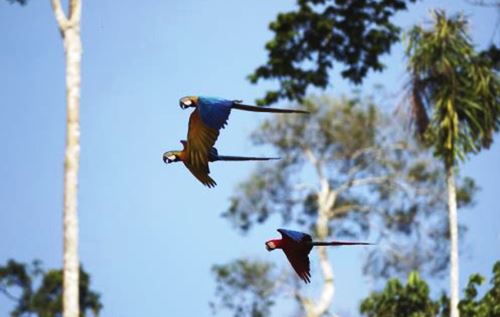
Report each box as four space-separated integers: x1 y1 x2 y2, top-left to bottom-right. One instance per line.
457 262 500 317
213 95 476 316
360 261 500 317
360 271 441 317
404 11 500 317
4 2 84 316
210 259 280 317
0 259 102 317
49 2 83 317
248 0 416 105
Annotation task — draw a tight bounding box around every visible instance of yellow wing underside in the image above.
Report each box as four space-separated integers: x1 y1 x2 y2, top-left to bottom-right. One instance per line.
184 109 220 187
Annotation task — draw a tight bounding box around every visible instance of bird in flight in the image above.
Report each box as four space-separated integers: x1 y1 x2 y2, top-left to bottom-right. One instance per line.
163 142 279 187
265 228 372 283
169 96 307 187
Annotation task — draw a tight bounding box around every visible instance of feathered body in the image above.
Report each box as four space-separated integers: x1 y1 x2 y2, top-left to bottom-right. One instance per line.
164 96 306 187
163 142 278 187
266 229 372 283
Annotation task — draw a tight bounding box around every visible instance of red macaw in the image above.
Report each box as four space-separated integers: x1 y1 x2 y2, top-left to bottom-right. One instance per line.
265 229 373 283
171 96 307 187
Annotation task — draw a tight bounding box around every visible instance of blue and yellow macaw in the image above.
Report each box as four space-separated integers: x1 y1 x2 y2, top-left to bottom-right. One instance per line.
166 96 307 187
163 142 278 187
266 229 373 283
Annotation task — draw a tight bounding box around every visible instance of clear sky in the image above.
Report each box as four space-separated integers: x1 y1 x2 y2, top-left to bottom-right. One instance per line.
0 1 498 316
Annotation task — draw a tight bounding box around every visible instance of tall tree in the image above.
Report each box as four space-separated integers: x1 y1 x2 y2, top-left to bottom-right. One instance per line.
5 1 84 316
213 95 476 317
50 1 83 317
0 259 102 317
404 10 500 317
248 0 416 105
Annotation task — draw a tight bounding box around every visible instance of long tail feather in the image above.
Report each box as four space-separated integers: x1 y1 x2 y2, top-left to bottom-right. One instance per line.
215 155 280 161
311 241 373 247
232 103 309 114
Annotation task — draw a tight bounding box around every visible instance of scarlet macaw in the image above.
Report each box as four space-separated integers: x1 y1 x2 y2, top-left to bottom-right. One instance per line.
265 229 372 283
163 142 278 187
171 96 307 187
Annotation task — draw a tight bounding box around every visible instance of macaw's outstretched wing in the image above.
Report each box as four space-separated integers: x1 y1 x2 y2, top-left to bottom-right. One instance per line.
186 108 220 170
282 248 312 283
183 161 217 188
278 229 312 243
197 97 233 130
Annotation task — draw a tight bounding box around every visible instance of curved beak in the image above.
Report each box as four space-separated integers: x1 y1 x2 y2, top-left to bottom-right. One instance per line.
163 155 174 164
265 242 273 252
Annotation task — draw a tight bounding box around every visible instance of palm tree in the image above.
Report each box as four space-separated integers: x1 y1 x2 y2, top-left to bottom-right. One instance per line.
404 10 499 317
50 1 82 317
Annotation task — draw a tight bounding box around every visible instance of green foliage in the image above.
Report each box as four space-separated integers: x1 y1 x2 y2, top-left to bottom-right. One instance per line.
249 0 416 105
223 95 477 279
210 259 279 317
479 45 500 71
360 261 500 317
405 10 500 167
0 259 102 317
458 261 500 317
213 260 500 317
360 271 440 317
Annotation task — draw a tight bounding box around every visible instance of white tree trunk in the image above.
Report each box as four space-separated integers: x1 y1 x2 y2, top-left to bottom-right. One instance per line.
447 166 460 317
302 148 336 317
51 1 82 317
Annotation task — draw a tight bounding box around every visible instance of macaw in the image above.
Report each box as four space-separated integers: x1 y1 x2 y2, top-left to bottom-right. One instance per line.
171 96 307 187
163 142 278 187
265 229 372 283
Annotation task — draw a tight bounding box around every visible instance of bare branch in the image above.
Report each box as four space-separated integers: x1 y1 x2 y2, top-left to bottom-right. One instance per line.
330 204 372 217
0 285 20 302
68 0 82 26
346 142 407 177
337 176 390 194
293 182 316 192
51 0 68 30
304 147 326 184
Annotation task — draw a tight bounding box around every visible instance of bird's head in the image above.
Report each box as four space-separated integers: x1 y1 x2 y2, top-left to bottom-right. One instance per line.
265 240 277 252
163 151 181 164
179 96 199 109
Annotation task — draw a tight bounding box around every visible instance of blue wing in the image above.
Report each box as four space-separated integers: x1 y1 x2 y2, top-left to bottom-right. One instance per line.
197 96 233 130
278 229 311 243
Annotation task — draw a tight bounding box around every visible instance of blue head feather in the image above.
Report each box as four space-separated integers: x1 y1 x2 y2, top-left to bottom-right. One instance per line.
197 96 233 130
278 229 311 242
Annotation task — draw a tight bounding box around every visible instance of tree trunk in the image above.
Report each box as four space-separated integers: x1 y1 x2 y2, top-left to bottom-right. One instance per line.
311 181 336 317
51 1 82 317
303 148 336 317
447 166 459 317
313 208 335 317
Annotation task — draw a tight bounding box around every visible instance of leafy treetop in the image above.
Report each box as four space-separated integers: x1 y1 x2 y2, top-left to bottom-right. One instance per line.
249 0 416 105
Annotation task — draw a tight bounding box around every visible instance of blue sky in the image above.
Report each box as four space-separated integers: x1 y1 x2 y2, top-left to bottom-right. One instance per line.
0 1 498 316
